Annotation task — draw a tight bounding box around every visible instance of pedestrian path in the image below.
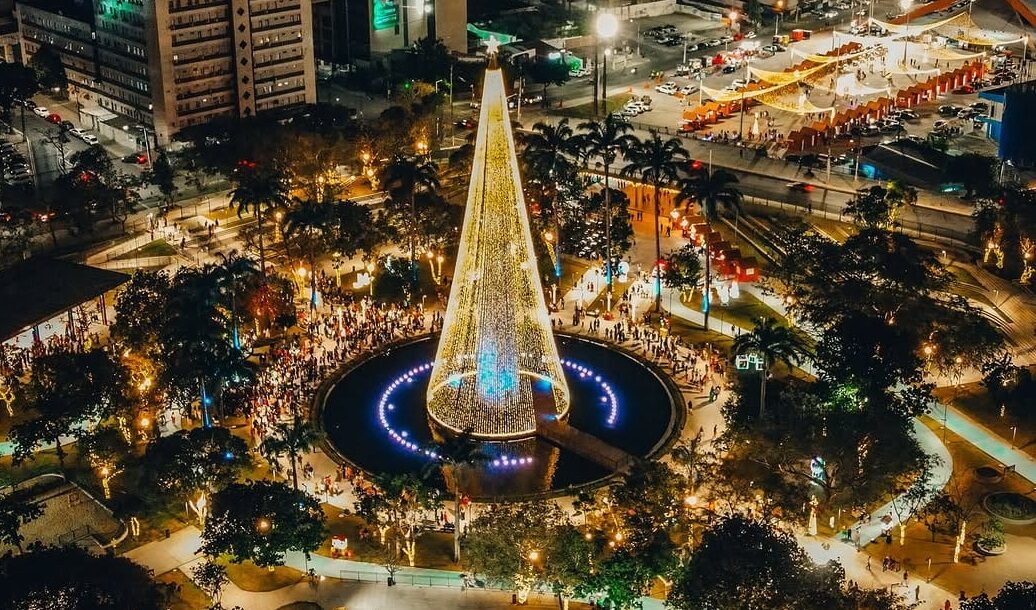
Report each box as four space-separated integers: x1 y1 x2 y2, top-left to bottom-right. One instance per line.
940 403 1036 484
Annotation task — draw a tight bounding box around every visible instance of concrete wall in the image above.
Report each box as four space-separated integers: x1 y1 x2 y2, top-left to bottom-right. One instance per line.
603 0 677 19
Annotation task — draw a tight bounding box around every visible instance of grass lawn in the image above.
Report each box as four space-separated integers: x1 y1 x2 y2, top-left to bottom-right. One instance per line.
224 561 305 592
157 569 211 610
557 93 634 120
315 504 461 571
114 238 177 260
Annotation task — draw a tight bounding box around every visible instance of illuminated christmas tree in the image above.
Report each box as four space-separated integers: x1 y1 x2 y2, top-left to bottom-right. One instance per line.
427 52 570 440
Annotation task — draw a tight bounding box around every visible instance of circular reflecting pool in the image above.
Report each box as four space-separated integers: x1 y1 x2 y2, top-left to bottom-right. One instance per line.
320 334 680 500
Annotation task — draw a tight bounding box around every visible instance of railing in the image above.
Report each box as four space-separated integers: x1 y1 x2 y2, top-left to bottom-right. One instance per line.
336 570 553 594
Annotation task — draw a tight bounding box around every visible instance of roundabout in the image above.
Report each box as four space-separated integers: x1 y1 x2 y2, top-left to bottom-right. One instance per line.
318 333 682 500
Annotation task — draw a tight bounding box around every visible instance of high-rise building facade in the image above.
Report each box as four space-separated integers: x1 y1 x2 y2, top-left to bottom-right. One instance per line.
311 0 467 67
14 0 316 144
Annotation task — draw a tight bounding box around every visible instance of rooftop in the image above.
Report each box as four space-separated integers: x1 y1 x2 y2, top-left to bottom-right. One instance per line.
15 0 93 24
0 258 129 342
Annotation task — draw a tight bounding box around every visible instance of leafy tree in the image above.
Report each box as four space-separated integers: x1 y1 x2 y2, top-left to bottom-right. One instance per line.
394 36 453 84
355 473 443 567
772 225 1003 402
844 182 916 229
191 560 229 606
111 270 171 355
621 132 688 313
945 153 998 199
980 353 1036 421
577 548 665 610
328 199 391 260
721 381 930 511
78 425 133 497
380 154 441 299
575 116 637 299
143 426 250 503
669 515 908 610
229 163 289 274
28 44 68 97
0 62 38 134
11 349 129 468
147 149 178 206
662 244 703 296
259 416 321 491
526 58 571 104
961 581 1036 610
157 266 253 425
0 545 166 610
464 501 589 605
732 317 811 418
200 480 326 567
676 167 742 329
0 493 43 554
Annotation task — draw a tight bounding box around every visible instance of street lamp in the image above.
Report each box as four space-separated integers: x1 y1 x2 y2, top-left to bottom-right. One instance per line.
900 0 913 66
596 13 619 115
774 0 784 37
727 11 738 50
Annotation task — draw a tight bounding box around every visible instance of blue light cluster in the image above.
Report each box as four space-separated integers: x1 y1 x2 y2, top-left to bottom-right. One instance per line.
376 363 440 460
560 359 619 426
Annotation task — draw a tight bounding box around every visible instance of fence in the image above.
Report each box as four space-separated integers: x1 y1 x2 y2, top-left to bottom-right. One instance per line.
336 570 554 595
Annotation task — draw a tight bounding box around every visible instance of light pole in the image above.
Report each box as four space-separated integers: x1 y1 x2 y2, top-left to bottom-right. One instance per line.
726 11 738 51
596 13 619 114
900 0 913 67
774 0 784 37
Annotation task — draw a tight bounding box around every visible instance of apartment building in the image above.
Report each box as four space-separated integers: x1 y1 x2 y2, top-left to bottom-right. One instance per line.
311 0 467 67
15 0 316 145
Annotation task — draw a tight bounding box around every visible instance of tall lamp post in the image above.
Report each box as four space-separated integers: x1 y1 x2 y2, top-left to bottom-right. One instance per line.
774 0 784 37
726 11 738 51
900 0 913 66
597 13 619 115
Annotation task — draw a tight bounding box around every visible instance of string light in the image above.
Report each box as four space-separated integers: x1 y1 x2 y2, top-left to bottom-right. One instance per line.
427 66 569 439
377 359 619 467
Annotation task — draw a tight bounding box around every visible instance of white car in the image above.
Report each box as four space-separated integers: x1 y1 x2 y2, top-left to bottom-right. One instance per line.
68 128 86 139
625 101 647 112
32 106 48 118
679 85 697 96
655 82 678 94
82 134 99 145
744 31 757 39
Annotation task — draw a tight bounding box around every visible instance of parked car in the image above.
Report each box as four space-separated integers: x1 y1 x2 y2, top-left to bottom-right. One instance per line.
60 120 75 131
22 99 36 109
679 85 696 96
952 85 975 94
969 101 989 113
32 106 48 118
722 64 738 74
82 134 99 145
68 127 86 139
123 152 149 164
655 82 678 94
45 113 62 124
938 105 961 116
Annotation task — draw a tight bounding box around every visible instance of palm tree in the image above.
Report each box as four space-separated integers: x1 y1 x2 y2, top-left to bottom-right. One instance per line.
732 317 811 420
676 167 743 331
282 199 333 309
216 250 258 350
380 154 440 300
260 416 322 491
620 132 688 313
522 118 578 279
423 429 487 563
229 164 289 275
575 116 638 309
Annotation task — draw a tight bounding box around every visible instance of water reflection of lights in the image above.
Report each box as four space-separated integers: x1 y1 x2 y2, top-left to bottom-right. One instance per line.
376 360 620 467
